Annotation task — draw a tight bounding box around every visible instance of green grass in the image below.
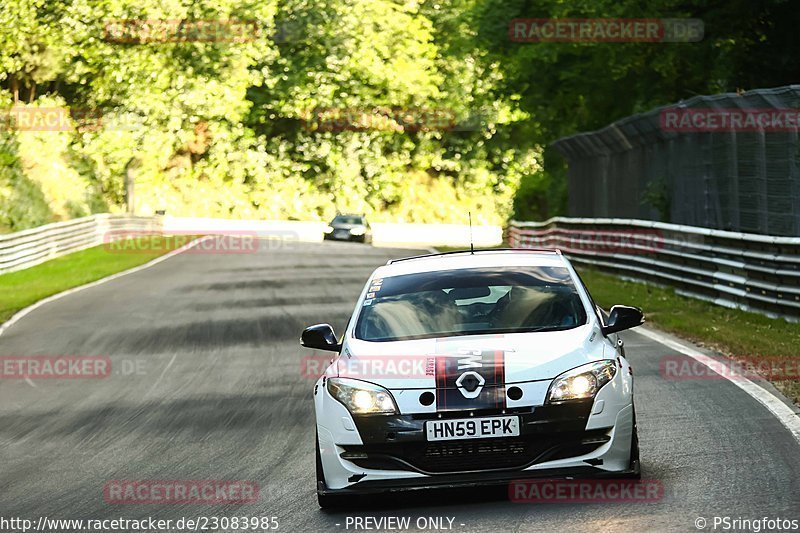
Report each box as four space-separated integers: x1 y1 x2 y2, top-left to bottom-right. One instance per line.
0 238 184 323
579 268 800 358
579 268 800 405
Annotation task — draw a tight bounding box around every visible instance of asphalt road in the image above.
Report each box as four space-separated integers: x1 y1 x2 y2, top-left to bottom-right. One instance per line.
1 239 799 532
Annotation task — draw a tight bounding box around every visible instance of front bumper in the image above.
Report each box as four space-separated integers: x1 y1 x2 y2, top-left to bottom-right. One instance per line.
317 400 635 495
343 402 603 474
323 232 368 243
318 464 638 496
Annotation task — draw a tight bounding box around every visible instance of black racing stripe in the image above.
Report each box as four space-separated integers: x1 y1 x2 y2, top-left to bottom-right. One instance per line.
435 350 506 411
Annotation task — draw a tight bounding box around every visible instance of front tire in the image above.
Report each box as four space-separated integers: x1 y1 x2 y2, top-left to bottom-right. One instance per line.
628 409 641 479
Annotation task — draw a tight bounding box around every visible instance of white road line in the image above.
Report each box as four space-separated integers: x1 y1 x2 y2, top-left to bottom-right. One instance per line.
0 236 212 338
638 326 800 445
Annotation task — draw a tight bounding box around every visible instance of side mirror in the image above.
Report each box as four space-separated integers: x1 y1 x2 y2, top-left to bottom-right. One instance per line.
301 323 341 352
601 305 644 336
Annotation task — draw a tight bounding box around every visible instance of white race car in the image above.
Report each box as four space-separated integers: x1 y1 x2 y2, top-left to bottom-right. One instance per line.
301 249 644 508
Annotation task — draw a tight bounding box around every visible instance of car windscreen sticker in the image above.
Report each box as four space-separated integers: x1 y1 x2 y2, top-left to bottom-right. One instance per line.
434 349 506 411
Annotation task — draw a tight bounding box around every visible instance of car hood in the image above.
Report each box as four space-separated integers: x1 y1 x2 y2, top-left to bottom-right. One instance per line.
335 323 609 390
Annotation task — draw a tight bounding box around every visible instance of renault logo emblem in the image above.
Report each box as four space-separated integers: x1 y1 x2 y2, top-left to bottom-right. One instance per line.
455 370 485 399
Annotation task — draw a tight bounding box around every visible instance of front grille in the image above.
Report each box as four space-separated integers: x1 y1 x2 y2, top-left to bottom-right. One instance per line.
419 439 530 471
342 429 609 474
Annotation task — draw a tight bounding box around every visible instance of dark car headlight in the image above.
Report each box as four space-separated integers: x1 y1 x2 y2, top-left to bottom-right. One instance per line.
546 360 617 403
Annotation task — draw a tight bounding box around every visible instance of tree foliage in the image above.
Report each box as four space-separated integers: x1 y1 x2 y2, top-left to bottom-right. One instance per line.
0 0 798 231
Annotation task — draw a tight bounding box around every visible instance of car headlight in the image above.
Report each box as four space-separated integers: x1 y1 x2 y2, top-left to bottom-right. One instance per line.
349 227 366 236
324 225 334 234
546 360 617 403
327 378 398 415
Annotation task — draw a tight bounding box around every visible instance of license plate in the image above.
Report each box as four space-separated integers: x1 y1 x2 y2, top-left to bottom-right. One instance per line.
426 416 520 441
334 230 349 238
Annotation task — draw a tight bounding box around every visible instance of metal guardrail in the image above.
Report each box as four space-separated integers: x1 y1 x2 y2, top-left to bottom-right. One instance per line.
0 214 161 275
507 217 800 321
3 213 796 319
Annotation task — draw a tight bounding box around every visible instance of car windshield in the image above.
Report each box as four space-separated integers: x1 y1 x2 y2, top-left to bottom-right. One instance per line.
355 266 587 341
332 216 363 225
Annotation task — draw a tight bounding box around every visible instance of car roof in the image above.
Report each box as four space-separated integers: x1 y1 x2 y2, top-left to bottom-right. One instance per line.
375 249 569 278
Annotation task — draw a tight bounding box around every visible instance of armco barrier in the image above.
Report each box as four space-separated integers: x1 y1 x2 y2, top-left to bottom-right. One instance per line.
0 215 161 275
507 217 800 321
5 214 795 319
0 215 326 274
